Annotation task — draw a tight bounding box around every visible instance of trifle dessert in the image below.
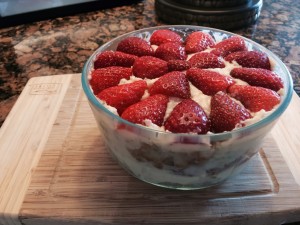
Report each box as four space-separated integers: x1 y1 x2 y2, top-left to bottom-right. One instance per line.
82 26 293 190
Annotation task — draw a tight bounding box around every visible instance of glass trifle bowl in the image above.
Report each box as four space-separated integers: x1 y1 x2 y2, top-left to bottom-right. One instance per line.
81 25 293 190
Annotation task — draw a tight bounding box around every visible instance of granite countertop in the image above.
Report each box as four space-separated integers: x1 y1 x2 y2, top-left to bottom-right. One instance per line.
0 0 300 127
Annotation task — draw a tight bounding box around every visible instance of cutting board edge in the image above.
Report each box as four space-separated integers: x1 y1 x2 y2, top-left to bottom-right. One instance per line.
0 74 78 225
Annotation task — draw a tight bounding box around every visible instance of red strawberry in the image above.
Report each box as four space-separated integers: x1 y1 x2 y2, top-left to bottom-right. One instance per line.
167 60 191 71
150 29 183 46
185 31 215 54
228 85 281 112
94 51 138 69
225 51 271 70
97 80 147 115
132 56 168 79
121 94 169 126
230 68 284 91
188 52 225 69
90 66 132 94
210 36 247 57
116 37 154 57
186 68 235 95
210 92 252 133
149 71 191 98
164 99 210 134
154 42 187 61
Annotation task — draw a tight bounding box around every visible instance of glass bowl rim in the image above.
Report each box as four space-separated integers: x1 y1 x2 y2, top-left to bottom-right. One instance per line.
81 25 293 139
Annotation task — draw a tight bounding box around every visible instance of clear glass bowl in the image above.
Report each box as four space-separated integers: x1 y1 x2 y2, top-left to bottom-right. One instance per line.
81 25 293 190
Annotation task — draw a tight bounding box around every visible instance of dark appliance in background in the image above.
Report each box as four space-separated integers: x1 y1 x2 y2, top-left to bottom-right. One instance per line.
155 0 263 30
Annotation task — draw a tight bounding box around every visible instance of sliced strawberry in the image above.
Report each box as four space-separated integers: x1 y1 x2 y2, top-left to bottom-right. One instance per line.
167 60 191 71
94 51 138 69
185 31 215 54
116 37 154 57
97 80 147 115
210 92 252 133
90 66 132 95
154 42 187 61
164 99 210 134
132 56 168 79
228 85 281 112
230 68 284 91
210 36 247 57
149 71 191 98
121 94 169 126
150 29 183 46
186 68 235 96
188 52 225 69
225 50 271 70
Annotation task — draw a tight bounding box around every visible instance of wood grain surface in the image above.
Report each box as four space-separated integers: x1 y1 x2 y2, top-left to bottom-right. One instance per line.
0 74 299 225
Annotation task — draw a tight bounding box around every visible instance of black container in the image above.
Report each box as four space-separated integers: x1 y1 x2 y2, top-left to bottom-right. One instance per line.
155 0 263 30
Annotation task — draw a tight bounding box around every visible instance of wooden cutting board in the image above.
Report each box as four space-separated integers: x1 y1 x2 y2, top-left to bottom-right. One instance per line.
0 74 300 225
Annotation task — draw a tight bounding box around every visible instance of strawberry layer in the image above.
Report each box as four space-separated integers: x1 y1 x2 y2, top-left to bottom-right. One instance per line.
89 40 284 134
93 58 282 133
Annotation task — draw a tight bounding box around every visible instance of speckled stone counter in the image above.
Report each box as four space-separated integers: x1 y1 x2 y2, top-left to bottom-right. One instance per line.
0 0 299 127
